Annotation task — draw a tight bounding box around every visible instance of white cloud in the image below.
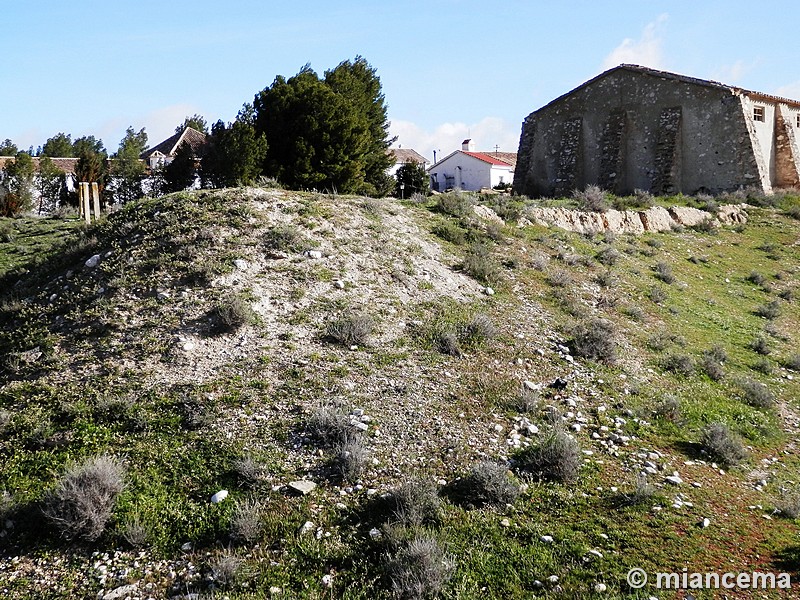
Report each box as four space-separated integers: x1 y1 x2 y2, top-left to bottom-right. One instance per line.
711 60 756 85
389 117 520 163
773 81 800 101
602 14 668 71
137 103 205 146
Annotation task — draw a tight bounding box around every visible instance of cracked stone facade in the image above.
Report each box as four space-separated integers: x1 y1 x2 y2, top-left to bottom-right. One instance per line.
514 65 800 197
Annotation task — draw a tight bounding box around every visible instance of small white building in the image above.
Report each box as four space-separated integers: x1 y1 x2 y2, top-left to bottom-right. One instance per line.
387 148 430 177
140 126 207 170
427 140 516 192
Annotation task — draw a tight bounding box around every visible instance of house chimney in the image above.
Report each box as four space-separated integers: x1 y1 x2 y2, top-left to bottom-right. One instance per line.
461 138 475 152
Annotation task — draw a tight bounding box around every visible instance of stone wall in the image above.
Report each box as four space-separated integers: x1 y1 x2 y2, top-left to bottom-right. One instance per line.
513 66 770 198
517 204 748 235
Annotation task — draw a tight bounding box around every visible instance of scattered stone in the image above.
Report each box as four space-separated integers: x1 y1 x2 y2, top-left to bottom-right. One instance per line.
540 535 554 544
369 528 382 540
85 254 101 268
288 480 317 496
500 518 511 527
299 521 315 536
701 518 711 528
210 490 228 503
665 474 683 486
103 583 140 600
304 250 323 259
233 258 249 270
484 286 495 296
334 280 345 289
595 582 607 593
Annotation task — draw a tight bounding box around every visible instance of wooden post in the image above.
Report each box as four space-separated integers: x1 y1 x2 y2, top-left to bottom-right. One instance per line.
78 183 84 219
81 183 91 224
91 182 101 221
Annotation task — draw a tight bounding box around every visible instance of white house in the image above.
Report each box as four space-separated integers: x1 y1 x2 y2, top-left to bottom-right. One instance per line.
140 126 207 170
387 148 429 177
427 140 516 192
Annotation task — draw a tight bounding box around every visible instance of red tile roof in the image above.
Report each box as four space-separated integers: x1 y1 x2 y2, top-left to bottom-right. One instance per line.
462 151 516 167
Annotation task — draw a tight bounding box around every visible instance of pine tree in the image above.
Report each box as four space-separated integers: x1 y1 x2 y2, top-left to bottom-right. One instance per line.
41 133 74 158
163 142 197 192
202 104 267 188
37 156 65 213
110 127 148 204
0 152 36 216
325 56 395 196
395 161 429 199
253 57 392 195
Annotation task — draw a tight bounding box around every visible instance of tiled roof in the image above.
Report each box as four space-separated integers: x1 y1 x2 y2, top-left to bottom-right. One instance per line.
538 64 800 113
141 127 207 159
462 151 516 167
0 156 79 174
389 148 429 165
485 152 517 167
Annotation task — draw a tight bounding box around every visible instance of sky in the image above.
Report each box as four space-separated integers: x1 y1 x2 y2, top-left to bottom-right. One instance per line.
2 1 800 162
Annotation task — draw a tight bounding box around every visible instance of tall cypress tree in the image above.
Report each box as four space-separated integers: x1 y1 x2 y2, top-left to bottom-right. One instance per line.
202 104 267 188
253 57 392 195
324 56 395 196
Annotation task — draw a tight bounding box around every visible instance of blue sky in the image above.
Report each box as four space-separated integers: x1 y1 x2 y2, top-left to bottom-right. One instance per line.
2 1 799 160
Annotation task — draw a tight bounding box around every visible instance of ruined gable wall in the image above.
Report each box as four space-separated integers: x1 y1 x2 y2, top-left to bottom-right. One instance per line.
774 104 800 188
514 69 765 197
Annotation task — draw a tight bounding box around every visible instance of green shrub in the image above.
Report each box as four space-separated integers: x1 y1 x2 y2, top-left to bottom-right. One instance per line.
570 318 617 363
431 222 466 245
386 535 454 600
230 497 266 544
390 480 441 528
572 185 609 212
701 422 746 466
210 295 255 334
654 262 675 284
461 243 500 284
663 353 695 376
596 246 621 266
448 461 520 508
750 335 772 356
755 300 781 320
436 191 474 217
515 429 581 483
42 454 126 542
263 224 306 253
739 378 775 409
325 311 374 346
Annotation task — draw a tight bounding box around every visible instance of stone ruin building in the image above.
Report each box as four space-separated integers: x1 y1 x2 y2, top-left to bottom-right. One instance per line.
513 64 800 198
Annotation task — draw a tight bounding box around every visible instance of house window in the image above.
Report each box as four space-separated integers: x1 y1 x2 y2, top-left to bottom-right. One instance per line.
753 106 765 122
797 113 800 128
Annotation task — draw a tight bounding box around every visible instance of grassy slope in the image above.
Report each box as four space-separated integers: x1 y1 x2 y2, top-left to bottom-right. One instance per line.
0 189 799 599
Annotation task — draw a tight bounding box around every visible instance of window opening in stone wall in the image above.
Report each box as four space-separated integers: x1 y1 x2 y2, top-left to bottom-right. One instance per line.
753 106 765 122
797 113 800 128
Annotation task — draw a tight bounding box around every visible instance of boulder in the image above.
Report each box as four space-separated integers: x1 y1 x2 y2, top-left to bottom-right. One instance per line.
668 206 716 227
472 205 504 224
638 206 674 232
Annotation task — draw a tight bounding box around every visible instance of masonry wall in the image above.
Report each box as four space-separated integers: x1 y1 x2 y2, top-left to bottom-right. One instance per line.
514 69 767 197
